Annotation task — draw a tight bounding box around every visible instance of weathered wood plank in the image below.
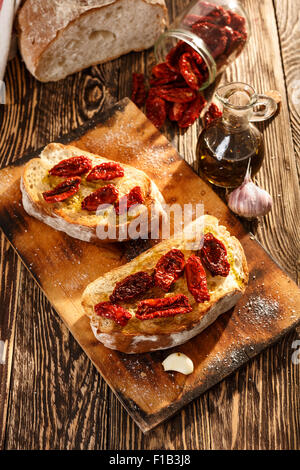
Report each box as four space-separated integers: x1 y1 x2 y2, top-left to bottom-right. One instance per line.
274 0 300 163
0 239 21 448
202 0 300 449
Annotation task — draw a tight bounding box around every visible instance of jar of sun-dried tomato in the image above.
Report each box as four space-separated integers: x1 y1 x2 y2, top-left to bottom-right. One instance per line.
154 0 250 91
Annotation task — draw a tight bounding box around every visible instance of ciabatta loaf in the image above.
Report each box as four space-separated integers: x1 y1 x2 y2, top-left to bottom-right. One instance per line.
18 0 168 82
81 215 248 353
21 142 165 243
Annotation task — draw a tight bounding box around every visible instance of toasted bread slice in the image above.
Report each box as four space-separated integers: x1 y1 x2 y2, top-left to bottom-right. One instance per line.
21 143 165 242
81 215 248 353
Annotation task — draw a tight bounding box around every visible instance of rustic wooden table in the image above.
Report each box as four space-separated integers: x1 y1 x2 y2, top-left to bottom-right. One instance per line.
0 0 299 450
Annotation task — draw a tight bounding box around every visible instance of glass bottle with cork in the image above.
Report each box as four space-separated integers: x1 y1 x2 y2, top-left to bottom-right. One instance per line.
197 82 277 188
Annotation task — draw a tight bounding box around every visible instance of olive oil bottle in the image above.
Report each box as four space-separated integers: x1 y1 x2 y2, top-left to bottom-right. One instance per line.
197 82 276 188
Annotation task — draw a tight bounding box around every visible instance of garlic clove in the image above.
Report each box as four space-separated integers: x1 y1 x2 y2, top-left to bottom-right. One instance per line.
228 165 272 219
162 352 194 375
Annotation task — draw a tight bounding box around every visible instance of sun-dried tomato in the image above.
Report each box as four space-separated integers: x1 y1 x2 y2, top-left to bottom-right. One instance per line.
186 49 209 84
86 162 124 181
186 47 204 67
197 21 223 43
192 21 228 58
136 294 192 320
150 76 173 87
191 15 230 29
94 301 132 326
179 52 205 90
154 85 197 103
168 102 188 122
191 16 215 27
154 249 185 292
149 79 187 93
192 20 216 41
224 29 247 56
150 75 183 87
203 102 222 127
115 186 144 215
49 156 92 177
177 93 207 128
81 184 118 211
186 254 210 303
151 63 180 82
165 41 187 73
110 271 154 303
200 232 230 277
42 177 81 203
221 25 235 45
211 34 228 58
189 7 246 55
228 11 246 33
131 73 147 108
146 95 167 128
208 6 231 26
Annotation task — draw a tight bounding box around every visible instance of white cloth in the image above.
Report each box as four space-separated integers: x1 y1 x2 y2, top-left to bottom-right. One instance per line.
0 0 22 81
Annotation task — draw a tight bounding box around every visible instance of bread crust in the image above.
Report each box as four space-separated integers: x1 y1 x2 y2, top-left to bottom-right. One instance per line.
21 142 165 243
82 216 249 353
90 290 243 353
17 0 168 81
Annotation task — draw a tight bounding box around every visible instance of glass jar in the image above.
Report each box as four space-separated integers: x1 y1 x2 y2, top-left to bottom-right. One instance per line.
155 0 250 91
196 82 277 188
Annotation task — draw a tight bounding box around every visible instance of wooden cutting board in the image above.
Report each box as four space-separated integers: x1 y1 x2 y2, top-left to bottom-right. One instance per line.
0 98 299 433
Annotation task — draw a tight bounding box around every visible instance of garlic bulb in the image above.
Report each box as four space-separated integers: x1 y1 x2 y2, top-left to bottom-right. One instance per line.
228 165 272 219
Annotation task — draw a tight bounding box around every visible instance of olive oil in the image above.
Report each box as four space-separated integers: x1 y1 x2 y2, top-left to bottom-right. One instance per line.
197 120 264 188
197 82 268 188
